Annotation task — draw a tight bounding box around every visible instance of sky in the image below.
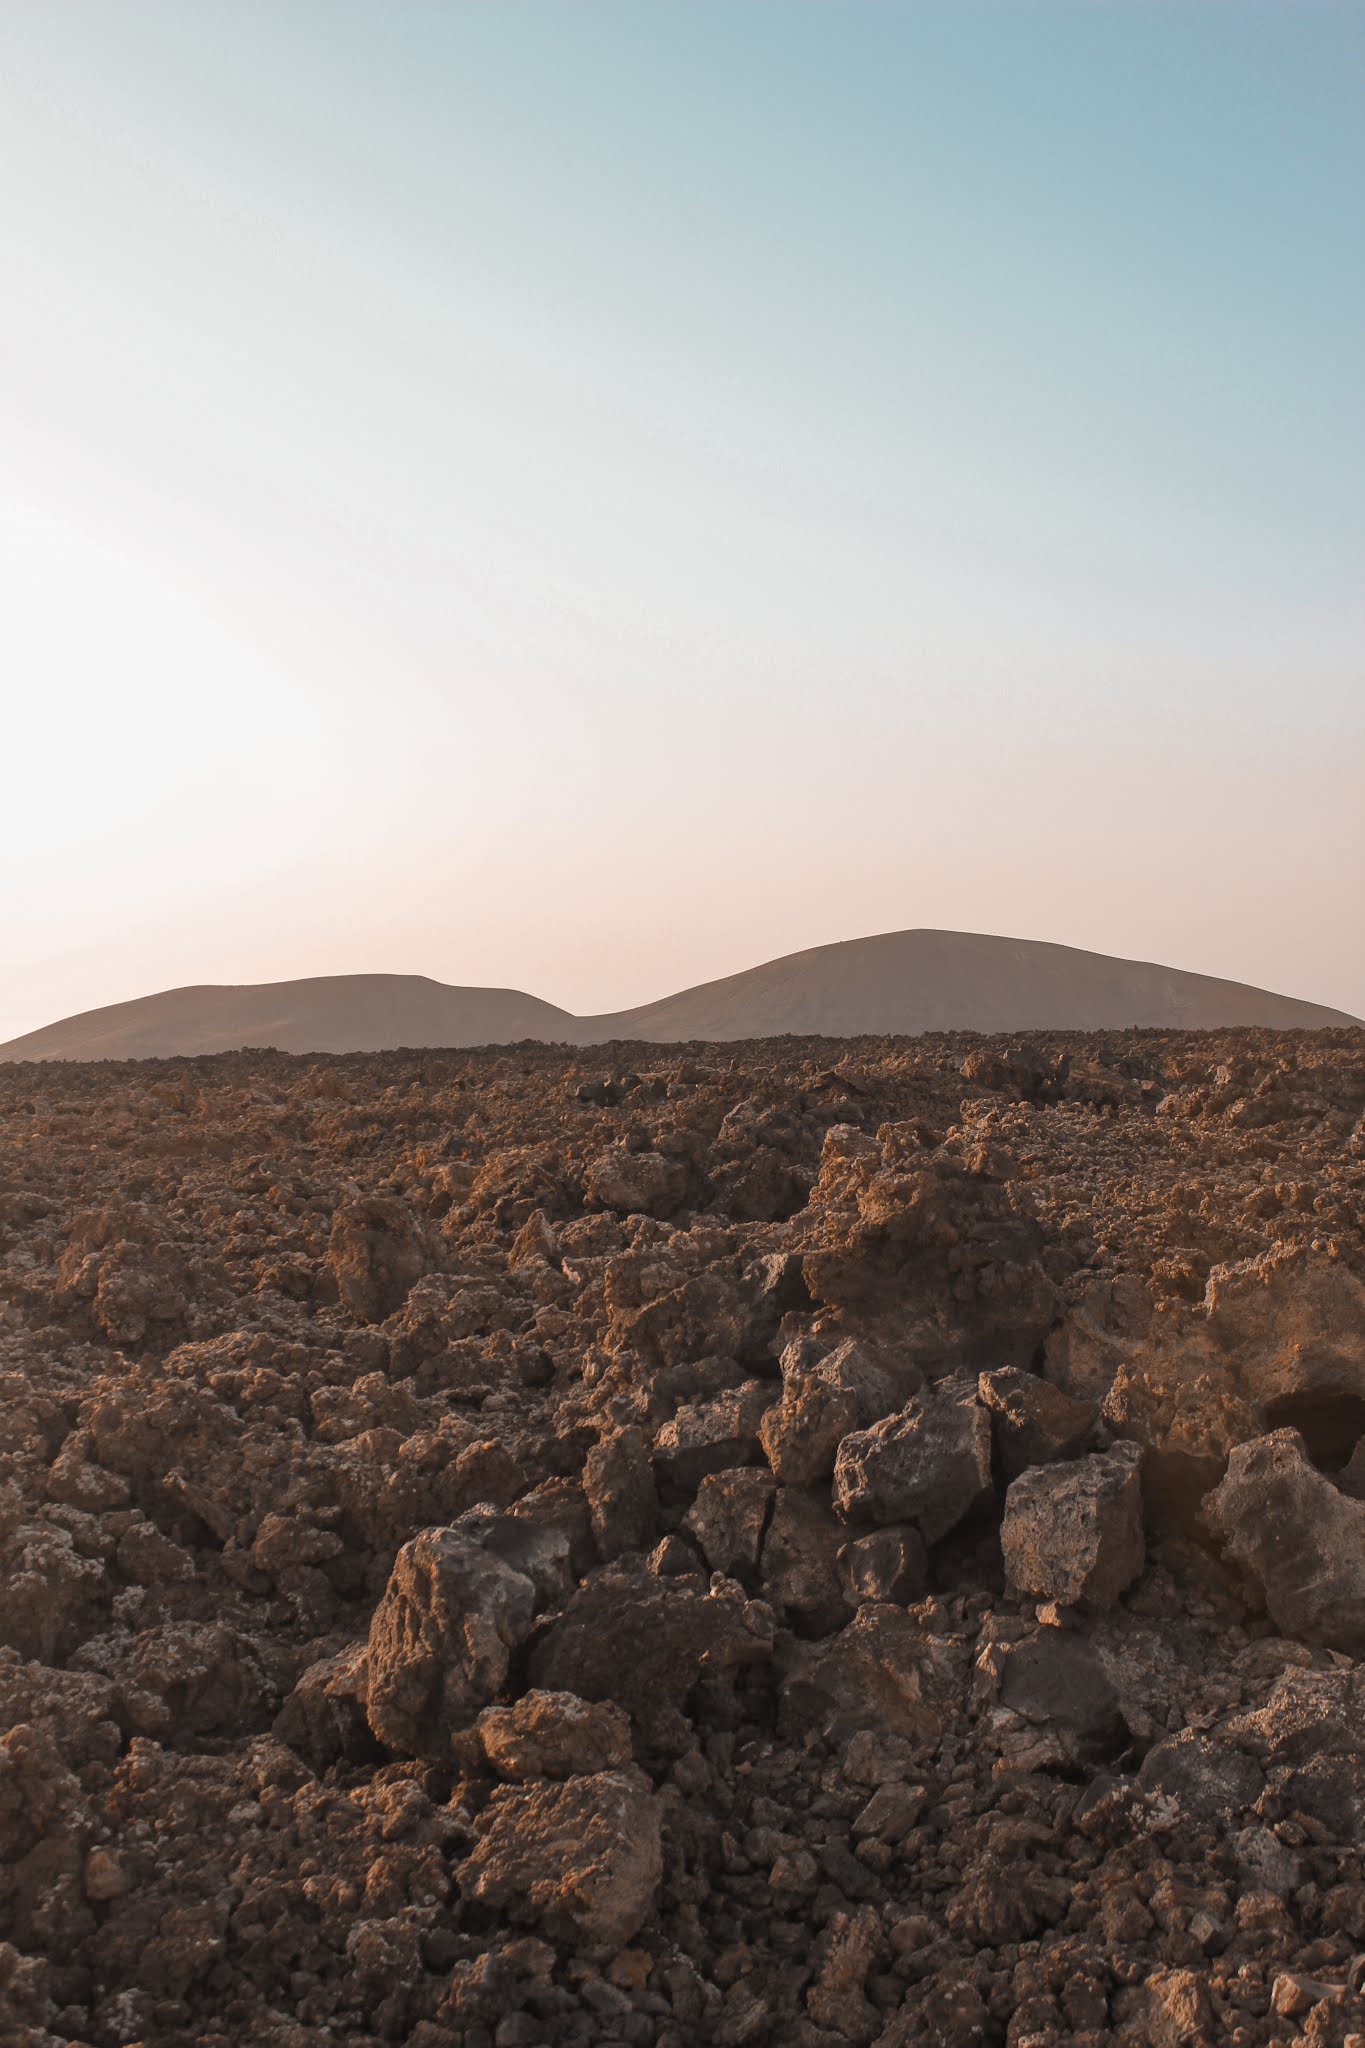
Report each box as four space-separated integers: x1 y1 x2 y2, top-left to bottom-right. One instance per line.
1 0 1362 1039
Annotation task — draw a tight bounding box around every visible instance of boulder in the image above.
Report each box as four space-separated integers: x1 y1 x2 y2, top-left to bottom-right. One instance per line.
476 1690 632 1780
582 1428 659 1560
992 1630 1128 1767
365 1528 535 1756
1001 1445 1144 1610
1203 1429 1365 1654
977 1366 1096 1478
528 1563 773 1731
682 1467 774 1582
759 1376 859 1486
584 1148 688 1220
760 1488 851 1635
457 1768 662 1957
652 1382 771 1492
836 1526 928 1607
832 1378 992 1544
326 1196 427 1322
1138 1730 1265 1828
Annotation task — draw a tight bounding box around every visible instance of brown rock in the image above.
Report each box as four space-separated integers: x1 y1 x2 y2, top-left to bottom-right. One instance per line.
365 1527 535 1755
977 1365 1096 1477
477 1690 632 1780
832 1377 993 1543
457 1768 662 1956
1204 1428 1365 1654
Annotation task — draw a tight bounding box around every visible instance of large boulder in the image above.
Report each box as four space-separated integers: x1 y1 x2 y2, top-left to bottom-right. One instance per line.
1001 1445 1144 1610
365 1528 535 1756
682 1467 774 1582
1203 1430 1365 1654
457 1768 662 1957
759 1488 851 1635
760 1377 860 1486
832 1378 992 1544
582 1427 660 1560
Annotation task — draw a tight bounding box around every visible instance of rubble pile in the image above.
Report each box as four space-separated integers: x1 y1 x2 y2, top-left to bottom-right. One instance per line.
1 1027 1363 2047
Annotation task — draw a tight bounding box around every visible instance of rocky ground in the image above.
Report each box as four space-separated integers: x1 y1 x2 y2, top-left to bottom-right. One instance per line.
2 1028 1364 2048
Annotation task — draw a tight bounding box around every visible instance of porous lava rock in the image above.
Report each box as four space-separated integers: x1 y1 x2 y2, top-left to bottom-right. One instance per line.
1001 1442 1146 1609
1204 1428 1365 1654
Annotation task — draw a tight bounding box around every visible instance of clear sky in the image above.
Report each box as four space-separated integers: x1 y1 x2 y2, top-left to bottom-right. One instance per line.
2 0 1362 1038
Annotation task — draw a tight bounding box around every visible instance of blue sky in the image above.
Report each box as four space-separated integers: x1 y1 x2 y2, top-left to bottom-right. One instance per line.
1 1 1362 1032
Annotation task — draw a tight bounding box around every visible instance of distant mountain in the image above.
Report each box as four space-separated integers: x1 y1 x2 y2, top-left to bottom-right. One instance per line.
0 974 574 1061
1 931 1355 1061
578 929 1359 1039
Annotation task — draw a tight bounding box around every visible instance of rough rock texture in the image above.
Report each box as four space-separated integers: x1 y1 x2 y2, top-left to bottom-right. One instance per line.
458 1768 663 1955
832 1377 994 1542
1204 1430 1365 1654
1 1029 1364 2045
1001 1445 1146 1610
365 1527 535 1756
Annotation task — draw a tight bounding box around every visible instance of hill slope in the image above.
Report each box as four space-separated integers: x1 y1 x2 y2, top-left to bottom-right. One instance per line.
0 932 1354 1060
582 929 1358 1040
0 975 575 1061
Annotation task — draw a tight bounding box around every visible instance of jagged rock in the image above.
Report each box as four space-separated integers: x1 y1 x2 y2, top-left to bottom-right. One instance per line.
365 1528 535 1755
832 1377 993 1543
476 1691 632 1780
682 1467 774 1582
528 1563 773 1731
977 1366 1097 1477
1203 1428 1365 1654
457 1768 662 1956
652 1381 771 1491
583 1147 688 1219
780 1604 968 1744
759 1376 859 1485
836 1525 928 1606
989 1629 1129 1768
326 1194 427 1321
1001 1444 1144 1609
759 1487 850 1634
583 1427 660 1559
274 1643 373 1770
453 1501 573 1608
779 1331 917 1427
1138 1730 1264 1827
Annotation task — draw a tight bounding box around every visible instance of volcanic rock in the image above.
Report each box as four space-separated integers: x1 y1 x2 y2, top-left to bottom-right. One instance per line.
456 1767 662 1956
1001 1444 1145 1609
1203 1428 1365 1654
365 1527 535 1755
832 1377 993 1542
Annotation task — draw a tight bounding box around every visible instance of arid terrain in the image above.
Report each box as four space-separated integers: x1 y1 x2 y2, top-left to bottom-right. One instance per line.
2 1028 1365 2047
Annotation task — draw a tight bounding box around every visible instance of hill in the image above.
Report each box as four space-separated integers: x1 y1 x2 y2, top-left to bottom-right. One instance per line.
0 931 1354 1060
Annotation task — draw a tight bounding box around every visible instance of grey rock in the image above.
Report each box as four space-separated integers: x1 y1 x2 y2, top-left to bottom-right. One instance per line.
653 1381 771 1492
1204 1428 1365 1654
833 1377 992 1544
1001 1444 1144 1610
835 1525 928 1607
682 1467 775 1582
977 1365 1096 1477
